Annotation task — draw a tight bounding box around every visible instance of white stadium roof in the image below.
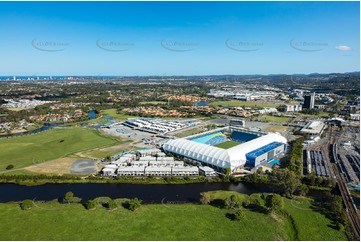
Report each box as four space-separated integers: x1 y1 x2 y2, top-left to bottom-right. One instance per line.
163 133 287 170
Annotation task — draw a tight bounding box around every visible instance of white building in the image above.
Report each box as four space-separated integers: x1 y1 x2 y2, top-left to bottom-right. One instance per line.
350 114 360 121
172 166 199 176
117 167 145 176
300 121 326 135
199 166 217 177
102 167 117 177
129 160 149 166
145 167 172 176
139 156 157 161
284 104 303 112
137 149 161 157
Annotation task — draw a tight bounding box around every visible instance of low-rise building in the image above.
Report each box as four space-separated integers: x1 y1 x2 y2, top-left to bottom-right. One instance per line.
172 166 199 176
102 167 117 177
300 121 326 135
156 157 174 162
145 166 172 176
284 104 303 112
137 149 161 157
156 152 166 157
199 166 217 177
129 160 149 166
139 156 157 161
350 114 360 121
117 166 145 176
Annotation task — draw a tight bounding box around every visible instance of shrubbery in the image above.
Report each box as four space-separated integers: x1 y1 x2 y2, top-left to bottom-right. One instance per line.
5 164 14 170
20 199 33 210
106 200 117 210
128 198 142 211
62 191 82 204
85 200 96 210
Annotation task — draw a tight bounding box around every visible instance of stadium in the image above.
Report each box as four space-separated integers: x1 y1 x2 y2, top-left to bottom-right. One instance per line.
163 126 287 172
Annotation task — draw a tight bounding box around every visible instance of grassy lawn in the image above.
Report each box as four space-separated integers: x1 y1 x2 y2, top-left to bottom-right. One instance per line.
78 143 136 159
209 100 278 108
284 196 347 241
0 127 119 171
214 140 240 149
173 127 204 138
0 192 347 241
258 115 293 123
100 109 137 120
0 202 288 241
203 191 347 241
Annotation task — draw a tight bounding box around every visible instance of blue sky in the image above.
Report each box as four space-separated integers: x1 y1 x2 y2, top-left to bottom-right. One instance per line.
0 1 359 76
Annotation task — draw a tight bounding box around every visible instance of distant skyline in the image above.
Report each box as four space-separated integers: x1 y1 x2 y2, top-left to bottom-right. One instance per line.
0 1 359 76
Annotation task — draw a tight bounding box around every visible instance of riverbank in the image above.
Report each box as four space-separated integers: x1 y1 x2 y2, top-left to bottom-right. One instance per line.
0 174 223 186
0 192 347 241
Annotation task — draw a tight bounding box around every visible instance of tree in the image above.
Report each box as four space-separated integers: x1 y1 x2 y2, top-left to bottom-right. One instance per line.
224 195 241 209
128 198 142 211
85 200 96 210
270 169 301 197
62 191 81 204
295 184 309 196
20 199 33 210
265 194 283 212
200 192 211 205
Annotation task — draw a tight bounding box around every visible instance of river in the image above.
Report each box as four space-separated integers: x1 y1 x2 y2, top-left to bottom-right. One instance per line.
0 182 277 203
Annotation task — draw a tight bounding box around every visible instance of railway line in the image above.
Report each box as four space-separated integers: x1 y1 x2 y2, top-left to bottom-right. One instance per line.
328 127 360 240
332 161 360 240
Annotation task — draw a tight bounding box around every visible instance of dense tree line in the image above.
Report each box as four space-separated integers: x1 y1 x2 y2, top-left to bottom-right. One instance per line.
286 137 304 176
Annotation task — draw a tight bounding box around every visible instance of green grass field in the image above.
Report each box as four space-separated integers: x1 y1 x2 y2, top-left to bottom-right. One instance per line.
100 109 137 120
0 127 118 171
259 115 293 123
0 192 347 241
209 100 278 108
214 140 240 149
284 196 347 241
203 191 347 241
0 202 287 240
263 125 289 133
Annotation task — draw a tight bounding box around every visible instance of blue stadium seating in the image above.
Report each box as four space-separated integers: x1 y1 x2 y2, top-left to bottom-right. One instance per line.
231 131 258 143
